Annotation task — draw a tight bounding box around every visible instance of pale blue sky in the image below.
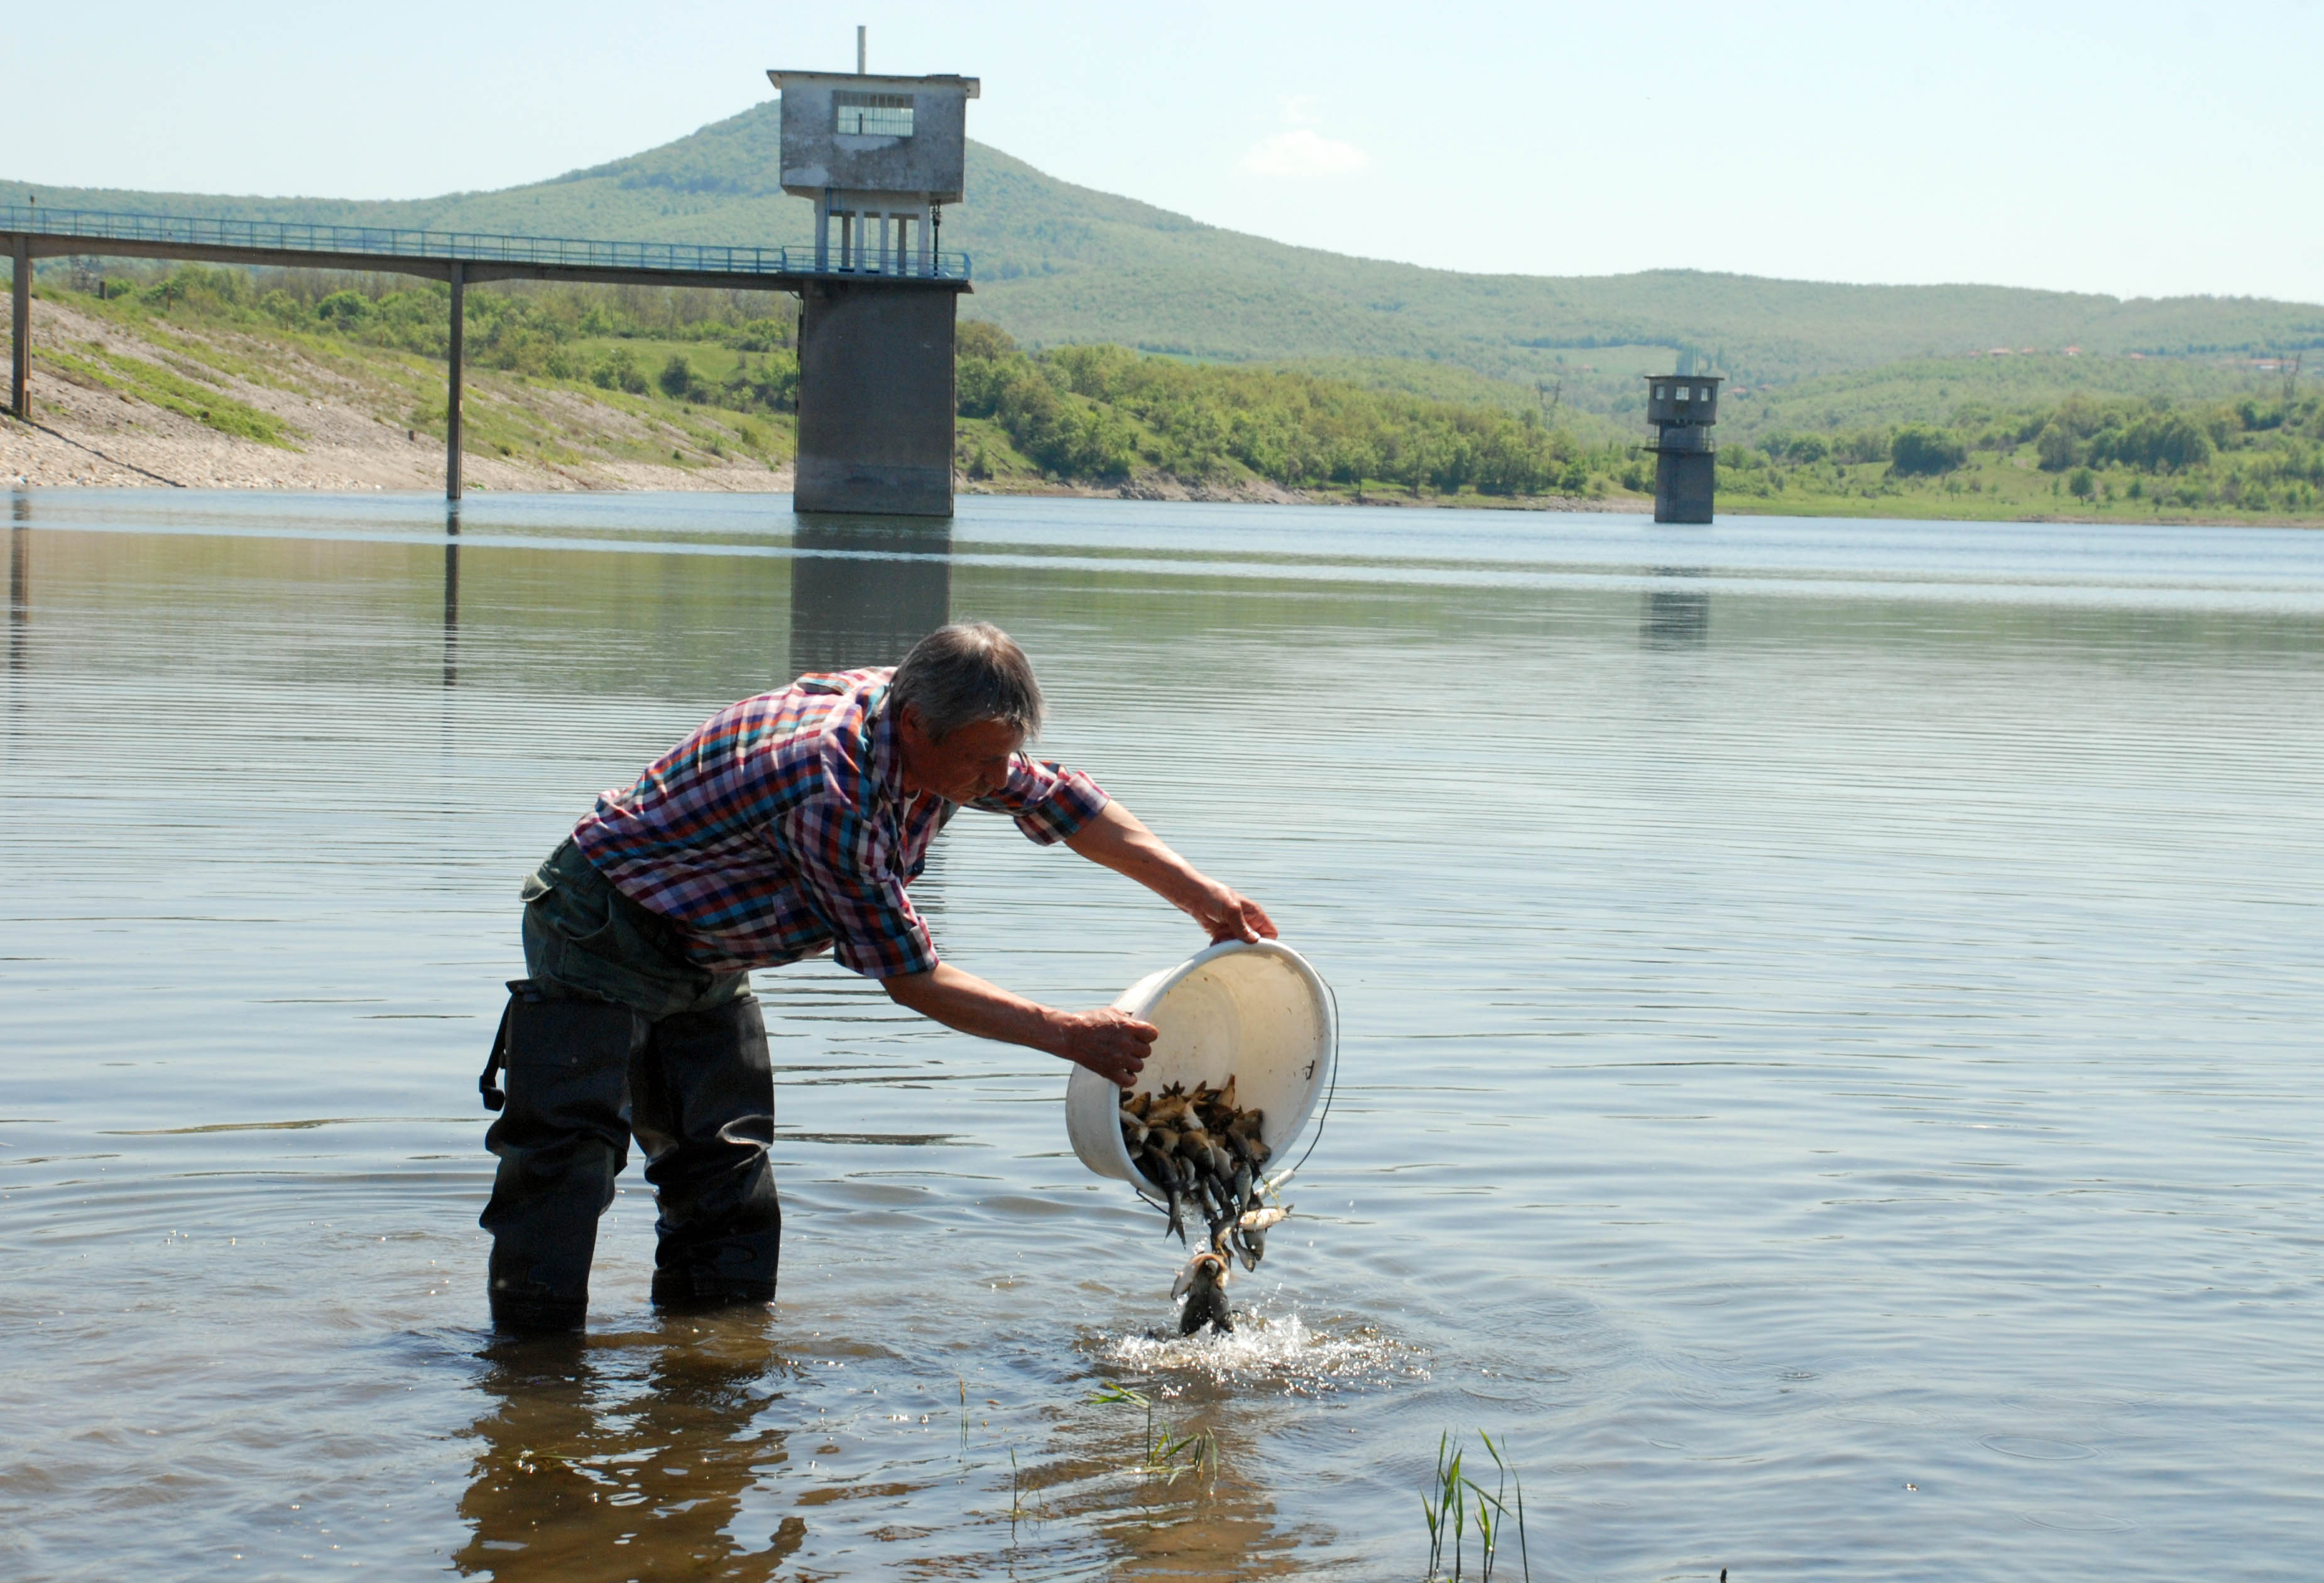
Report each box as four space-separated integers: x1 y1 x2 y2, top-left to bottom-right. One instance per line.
10 0 2321 303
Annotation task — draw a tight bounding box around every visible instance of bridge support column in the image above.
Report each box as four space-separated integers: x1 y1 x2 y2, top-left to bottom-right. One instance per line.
445 261 465 502
1652 449 1715 525
10 236 28 422
794 280 957 518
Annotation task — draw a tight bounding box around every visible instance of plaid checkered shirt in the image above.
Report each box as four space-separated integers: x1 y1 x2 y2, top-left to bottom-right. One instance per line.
570 668 1108 976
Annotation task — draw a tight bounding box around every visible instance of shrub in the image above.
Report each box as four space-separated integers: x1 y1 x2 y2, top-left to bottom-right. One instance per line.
315 290 373 328
658 354 703 401
589 346 647 394
1891 423 1967 476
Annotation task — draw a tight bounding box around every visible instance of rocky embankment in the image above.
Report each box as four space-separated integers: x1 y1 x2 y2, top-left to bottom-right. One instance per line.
1 298 792 494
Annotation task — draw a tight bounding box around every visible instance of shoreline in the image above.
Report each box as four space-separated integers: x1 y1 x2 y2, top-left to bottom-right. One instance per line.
7 457 2311 531
2 298 2309 531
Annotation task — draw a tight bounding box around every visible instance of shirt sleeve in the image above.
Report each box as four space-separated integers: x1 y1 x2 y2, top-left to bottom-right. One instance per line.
969 756 1110 846
779 803 939 979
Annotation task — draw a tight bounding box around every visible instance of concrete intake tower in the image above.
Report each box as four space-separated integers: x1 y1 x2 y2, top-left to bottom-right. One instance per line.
769 57 978 516
1643 373 1722 524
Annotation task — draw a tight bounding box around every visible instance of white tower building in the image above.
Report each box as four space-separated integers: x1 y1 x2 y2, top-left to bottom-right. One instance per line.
767 65 979 277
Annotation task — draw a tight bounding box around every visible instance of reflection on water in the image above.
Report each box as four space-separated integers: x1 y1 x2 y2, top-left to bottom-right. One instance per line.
8 493 25 673
788 513 951 677
454 1314 802 1581
1640 567 1711 648
444 506 462 689
4 492 2323 1581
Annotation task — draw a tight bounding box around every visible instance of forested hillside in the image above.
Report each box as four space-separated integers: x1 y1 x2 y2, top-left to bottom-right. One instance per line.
13 99 2321 413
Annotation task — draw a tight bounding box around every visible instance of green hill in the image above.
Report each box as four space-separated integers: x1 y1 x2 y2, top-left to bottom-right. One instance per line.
13 99 2324 411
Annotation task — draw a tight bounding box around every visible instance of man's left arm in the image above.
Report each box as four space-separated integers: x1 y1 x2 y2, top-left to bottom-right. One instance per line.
1063 800 1277 944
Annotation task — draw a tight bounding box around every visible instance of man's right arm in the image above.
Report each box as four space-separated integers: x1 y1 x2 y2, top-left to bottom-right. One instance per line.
880 963 1157 1087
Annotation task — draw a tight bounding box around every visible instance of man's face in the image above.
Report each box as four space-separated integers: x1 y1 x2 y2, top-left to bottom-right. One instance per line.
898 709 1023 803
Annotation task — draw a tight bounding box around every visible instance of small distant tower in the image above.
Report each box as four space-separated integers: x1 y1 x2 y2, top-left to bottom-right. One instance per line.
768 50 980 518
1643 373 1722 524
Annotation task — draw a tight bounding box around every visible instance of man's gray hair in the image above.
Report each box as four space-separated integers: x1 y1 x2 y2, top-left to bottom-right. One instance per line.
890 622 1045 741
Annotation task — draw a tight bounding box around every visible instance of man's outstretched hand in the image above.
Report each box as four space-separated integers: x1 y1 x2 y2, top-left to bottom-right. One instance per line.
1191 884 1278 945
1056 1007 1160 1088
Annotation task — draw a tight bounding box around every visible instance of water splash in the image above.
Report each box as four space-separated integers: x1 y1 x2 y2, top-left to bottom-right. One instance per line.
1100 1305 1427 1395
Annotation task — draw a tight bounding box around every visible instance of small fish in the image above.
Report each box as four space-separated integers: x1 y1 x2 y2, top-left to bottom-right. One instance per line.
1118 1114 1148 1150
1140 1147 1184 1237
1230 1226 1261 1271
1201 1169 1233 1226
1236 1204 1290 1232
1172 1248 1234 1336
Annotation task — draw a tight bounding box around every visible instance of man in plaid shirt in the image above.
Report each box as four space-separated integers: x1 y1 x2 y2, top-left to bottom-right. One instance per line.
479 621 1275 1332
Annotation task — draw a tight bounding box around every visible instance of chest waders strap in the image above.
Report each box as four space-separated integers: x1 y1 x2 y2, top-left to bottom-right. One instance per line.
479 979 542 1112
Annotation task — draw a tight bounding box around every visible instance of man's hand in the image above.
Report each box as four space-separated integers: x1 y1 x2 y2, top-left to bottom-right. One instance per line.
1055 1007 1160 1087
1189 883 1277 945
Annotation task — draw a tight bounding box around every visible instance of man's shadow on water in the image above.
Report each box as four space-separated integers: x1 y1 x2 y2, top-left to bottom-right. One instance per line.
452 1312 804 1581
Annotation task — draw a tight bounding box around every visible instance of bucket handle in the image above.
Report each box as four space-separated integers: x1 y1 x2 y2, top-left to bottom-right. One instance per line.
1262 972 1338 1196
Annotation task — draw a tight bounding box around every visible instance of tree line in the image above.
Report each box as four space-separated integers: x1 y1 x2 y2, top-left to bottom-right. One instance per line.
1737 388 2324 513
956 323 1607 495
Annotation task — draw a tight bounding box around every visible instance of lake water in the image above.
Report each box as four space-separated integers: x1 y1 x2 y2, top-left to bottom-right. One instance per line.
4 491 2321 1581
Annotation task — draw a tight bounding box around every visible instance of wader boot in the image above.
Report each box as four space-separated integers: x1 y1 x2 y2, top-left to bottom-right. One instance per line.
478 982 644 1332
632 995 782 1310
478 839 783 1331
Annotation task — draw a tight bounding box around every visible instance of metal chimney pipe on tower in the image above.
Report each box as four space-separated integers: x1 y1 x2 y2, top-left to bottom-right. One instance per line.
856 26 866 73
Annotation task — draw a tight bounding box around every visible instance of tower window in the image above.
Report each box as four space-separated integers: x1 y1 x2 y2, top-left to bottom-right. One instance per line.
1676 385 1690 401
1655 385 1667 400
834 92 915 136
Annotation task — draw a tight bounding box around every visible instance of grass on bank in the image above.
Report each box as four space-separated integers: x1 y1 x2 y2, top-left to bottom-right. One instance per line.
43 341 302 448
29 269 798 474
19 259 2322 520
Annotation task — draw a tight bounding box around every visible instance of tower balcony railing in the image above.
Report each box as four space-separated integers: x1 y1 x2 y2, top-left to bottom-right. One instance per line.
0 206 970 280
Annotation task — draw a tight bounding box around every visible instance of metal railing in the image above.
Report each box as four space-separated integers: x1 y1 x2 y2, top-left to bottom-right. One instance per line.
0 205 970 280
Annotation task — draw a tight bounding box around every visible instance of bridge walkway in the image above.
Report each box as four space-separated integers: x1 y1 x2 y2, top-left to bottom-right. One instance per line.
2 206 969 499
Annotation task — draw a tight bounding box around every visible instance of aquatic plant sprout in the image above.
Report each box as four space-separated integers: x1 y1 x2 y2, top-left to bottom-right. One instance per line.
1088 1381 1218 1484
1423 1430 1528 1582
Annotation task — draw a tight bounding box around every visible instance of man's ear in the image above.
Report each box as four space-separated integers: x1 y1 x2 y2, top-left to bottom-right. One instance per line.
896 702 941 751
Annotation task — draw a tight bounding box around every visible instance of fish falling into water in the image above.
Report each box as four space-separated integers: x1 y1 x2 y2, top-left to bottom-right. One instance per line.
1121 1078 1294 1335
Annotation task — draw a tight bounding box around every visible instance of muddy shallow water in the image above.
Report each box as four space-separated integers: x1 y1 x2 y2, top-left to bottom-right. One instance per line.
4 491 2321 1580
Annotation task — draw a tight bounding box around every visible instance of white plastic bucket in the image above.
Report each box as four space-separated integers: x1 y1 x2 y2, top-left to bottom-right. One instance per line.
1065 938 1336 1194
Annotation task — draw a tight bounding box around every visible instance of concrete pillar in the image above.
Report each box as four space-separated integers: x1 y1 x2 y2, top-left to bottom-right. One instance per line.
1652 447 1715 524
794 280 959 518
917 206 933 277
445 262 465 503
815 193 831 272
10 236 29 421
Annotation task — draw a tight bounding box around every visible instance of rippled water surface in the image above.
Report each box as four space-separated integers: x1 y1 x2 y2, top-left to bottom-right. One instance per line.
5 491 2322 1581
